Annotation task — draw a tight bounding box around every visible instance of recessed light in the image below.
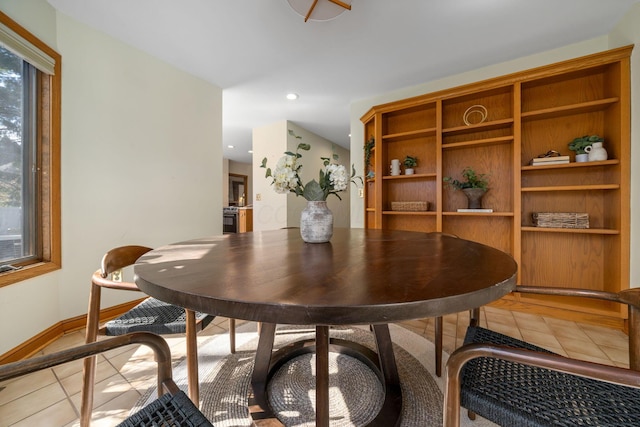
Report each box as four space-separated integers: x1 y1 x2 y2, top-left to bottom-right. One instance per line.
286 93 299 100
248 150 253 154
227 145 235 149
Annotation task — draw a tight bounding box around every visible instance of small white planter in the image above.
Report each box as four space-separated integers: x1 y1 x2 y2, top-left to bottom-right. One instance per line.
575 153 589 163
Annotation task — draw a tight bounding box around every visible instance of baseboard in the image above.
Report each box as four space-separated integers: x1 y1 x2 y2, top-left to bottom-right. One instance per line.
0 298 145 364
488 298 628 332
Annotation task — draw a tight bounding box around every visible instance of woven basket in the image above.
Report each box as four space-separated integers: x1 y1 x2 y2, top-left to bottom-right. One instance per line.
532 212 589 229
391 201 429 212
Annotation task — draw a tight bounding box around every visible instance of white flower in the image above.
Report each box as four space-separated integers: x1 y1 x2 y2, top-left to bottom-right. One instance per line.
271 154 299 193
326 164 348 192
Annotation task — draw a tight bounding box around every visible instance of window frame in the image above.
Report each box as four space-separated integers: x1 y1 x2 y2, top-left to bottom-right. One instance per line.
0 10 61 287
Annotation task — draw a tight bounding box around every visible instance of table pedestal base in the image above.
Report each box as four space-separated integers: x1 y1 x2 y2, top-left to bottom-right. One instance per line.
249 324 402 427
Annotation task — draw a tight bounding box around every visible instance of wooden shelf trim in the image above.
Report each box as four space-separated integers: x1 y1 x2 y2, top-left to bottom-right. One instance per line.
522 184 620 192
521 226 619 235
383 211 436 216
521 159 619 171
442 118 514 135
521 97 619 121
382 173 436 180
382 127 437 141
443 135 513 150
443 212 514 217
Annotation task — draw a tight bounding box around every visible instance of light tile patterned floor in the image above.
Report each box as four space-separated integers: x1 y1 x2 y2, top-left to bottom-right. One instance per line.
0 308 630 426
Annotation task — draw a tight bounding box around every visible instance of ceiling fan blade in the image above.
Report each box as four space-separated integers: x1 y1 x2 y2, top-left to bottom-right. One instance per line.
305 0 319 22
328 0 351 10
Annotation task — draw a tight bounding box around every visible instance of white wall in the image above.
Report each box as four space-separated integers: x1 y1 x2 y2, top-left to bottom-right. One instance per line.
286 123 351 229
253 121 351 231
253 121 289 230
0 0 223 355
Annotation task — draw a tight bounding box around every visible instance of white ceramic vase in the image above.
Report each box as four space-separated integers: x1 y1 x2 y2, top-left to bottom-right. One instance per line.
585 142 608 162
300 201 333 243
390 159 401 176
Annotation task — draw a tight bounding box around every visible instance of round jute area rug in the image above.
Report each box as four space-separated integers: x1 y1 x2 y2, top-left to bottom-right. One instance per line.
198 325 442 426
136 323 500 426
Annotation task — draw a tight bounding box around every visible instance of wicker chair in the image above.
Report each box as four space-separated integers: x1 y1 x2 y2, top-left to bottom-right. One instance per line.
0 332 213 427
81 245 235 427
444 286 640 427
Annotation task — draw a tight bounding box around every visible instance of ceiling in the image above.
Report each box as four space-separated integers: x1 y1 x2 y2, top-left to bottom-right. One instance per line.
46 0 639 164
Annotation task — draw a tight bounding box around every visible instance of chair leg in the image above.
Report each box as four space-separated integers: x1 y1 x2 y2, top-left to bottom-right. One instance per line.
81 283 102 427
435 316 443 377
185 309 200 406
629 305 640 371
470 307 481 327
229 318 236 354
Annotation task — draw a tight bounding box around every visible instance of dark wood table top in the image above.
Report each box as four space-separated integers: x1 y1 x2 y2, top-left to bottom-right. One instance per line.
134 228 517 325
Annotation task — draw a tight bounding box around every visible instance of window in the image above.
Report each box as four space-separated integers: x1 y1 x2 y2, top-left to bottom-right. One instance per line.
0 11 60 287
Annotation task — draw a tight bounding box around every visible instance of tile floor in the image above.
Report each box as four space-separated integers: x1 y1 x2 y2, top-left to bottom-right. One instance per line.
0 307 630 426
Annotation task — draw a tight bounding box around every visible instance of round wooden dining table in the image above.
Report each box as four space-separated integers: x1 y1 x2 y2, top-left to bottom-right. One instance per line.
134 228 517 426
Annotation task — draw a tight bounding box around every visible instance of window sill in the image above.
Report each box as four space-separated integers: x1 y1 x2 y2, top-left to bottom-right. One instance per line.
0 261 61 288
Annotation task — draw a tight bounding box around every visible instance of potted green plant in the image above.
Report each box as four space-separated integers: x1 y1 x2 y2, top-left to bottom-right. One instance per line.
443 166 489 209
403 155 418 175
364 137 375 178
568 135 603 162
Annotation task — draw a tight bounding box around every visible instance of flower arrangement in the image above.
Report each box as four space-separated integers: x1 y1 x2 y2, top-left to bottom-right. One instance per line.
261 133 360 201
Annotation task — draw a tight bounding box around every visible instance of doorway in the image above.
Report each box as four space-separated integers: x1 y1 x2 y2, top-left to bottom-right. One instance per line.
228 173 248 206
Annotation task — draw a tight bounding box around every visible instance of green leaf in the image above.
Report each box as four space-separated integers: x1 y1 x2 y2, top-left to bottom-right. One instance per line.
302 180 325 201
260 157 268 168
288 129 302 139
298 143 311 151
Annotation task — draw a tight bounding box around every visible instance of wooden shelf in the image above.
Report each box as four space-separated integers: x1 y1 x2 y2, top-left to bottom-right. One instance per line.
442 118 514 135
521 226 619 235
522 159 619 171
382 127 437 142
382 173 436 180
383 211 436 216
443 212 514 217
443 136 513 150
361 46 631 323
522 184 619 192
521 98 619 121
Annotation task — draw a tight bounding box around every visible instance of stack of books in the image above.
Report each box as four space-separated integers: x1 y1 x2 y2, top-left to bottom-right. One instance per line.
529 155 570 166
